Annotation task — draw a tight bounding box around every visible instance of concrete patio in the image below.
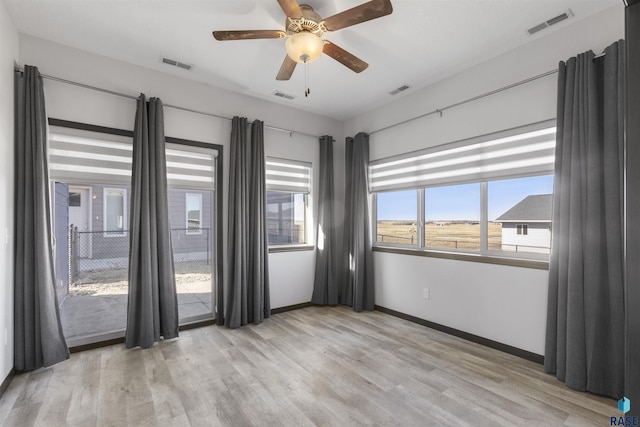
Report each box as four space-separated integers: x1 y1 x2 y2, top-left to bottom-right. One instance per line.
59 277 213 347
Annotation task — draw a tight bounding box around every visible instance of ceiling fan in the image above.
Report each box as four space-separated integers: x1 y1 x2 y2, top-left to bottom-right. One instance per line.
212 0 393 81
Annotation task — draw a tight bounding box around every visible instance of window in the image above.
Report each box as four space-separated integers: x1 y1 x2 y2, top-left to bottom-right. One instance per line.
265 157 311 246
185 193 202 234
104 188 127 236
69 192 81 207
370 120 556 260
376 190 418 245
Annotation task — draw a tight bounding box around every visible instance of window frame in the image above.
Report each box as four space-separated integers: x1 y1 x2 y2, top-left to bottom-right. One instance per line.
516 224 529 235
265 156 313 250
103 187 127 237
373 174 553 262
370 120 556 265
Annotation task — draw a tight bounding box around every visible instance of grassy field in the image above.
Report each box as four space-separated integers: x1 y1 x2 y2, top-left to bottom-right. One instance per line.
376 221 503 250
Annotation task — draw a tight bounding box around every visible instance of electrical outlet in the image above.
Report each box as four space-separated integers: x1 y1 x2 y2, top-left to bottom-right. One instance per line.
423 288 430 300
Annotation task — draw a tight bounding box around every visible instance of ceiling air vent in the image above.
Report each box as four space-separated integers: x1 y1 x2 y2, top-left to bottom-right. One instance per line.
527 10 573 35
161 57 193 71
273 90 296 100
390 84 410 96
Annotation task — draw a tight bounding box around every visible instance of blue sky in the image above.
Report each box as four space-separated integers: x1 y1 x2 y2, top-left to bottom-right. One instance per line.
377 175 554 221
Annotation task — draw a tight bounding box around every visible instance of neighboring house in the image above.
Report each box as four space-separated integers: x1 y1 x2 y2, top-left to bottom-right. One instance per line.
54 183 213 281
495 194 552 254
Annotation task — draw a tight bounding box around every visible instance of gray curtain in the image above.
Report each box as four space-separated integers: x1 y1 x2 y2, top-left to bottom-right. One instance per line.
340 132 374 311
125 95 178 349
14 65 69 371
545 40 625 398
311 136 338 305
226 117 270 327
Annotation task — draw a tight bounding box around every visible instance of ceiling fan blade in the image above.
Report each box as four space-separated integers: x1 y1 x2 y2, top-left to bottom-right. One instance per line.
323 0 393 32
276 55 297 80
277 0 303 18
323 42 368 73
212 30 286 41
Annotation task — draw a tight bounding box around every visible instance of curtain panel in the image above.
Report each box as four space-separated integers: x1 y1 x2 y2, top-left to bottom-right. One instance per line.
311 135 338 305
126 95 179 349
340 132 374 311
225 117 270 327
14 65 69 371
545 40 626 398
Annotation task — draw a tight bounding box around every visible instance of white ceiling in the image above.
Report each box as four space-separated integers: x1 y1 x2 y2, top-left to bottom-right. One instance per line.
4 0 620 121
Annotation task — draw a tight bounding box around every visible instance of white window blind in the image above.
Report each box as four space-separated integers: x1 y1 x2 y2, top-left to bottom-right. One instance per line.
369 120 556 193
266 157 311 193
49 126 132 185
165 143 217 189
49 127 217 188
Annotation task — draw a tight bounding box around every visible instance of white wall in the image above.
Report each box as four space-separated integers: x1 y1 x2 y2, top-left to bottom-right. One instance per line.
344 4 624 355
0 0 18 383
18 35 343 312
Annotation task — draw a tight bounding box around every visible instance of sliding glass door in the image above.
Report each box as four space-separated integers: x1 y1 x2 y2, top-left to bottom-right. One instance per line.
49 123 219 346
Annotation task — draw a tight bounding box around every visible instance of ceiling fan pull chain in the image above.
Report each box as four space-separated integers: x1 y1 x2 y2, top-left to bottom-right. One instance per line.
304 59 311 97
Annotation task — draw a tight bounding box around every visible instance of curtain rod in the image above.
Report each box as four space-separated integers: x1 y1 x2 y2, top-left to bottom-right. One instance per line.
13 67 322 140
370 47 611 137
370 69 559 135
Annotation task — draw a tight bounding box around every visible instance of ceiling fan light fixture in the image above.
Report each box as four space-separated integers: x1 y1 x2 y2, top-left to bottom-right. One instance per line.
285 31 324 63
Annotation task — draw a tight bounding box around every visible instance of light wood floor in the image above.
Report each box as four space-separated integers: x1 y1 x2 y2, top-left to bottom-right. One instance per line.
0 306 615 426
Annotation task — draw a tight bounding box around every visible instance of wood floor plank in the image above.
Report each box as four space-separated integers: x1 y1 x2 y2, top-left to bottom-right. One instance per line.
0 306 617 426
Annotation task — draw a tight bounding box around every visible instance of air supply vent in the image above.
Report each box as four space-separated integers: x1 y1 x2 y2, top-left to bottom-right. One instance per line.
273 90 296 100
390 84 410 95
527 10 573 35
161 57 193 71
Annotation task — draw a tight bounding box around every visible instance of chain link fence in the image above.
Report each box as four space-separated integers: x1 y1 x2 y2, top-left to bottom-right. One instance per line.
69 224 212 286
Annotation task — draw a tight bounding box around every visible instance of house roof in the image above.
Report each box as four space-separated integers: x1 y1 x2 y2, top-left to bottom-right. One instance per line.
495 194 552 222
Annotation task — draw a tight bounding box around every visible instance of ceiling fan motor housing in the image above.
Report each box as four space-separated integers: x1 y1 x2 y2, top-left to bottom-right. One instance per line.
285 5 326 36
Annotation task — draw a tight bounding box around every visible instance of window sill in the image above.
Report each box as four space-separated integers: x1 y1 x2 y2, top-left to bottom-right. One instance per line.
268 245 315 253
373 245 549 270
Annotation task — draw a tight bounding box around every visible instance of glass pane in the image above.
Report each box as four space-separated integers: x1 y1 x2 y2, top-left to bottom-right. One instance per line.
105 190 124 233
58 183 131 345
267 192 306 244
489 175 553 254
69 192 81 207
425 183 480 250
170 188 213 322
376 190 418 245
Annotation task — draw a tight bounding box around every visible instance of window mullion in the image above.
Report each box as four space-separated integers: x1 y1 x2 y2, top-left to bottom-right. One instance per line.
418 188 425 248
372 194 378 244
480 181 488 253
